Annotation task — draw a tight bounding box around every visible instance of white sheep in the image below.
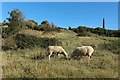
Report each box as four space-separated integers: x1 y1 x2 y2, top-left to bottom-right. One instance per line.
48 46 69 60
71 46 94 60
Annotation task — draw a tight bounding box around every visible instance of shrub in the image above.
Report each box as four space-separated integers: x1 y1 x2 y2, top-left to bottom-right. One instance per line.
71 26 120 37
2 28 9 38
44 27 61 33
2 26 21 38
2 33 62 50
2 36 17 50
15 34 62 49
99 39 120 54
34 26 41 31
34 25 61 32
77 32 97 37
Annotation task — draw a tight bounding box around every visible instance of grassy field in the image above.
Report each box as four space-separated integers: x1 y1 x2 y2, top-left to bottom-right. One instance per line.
2 29 119 78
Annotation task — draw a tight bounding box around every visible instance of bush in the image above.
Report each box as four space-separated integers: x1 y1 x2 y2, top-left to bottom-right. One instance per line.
34 26 41 31
2 26 21 38
2 28 9 38
44 27 61 33
2 33 62 50
99 38 120 54
2 36 17 50
76 32 97 37
34 25 47 31
34 25 61 32
15 34 62 49
71 26 120 37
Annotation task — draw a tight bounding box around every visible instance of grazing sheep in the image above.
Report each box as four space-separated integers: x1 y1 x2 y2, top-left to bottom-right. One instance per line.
48 46 69 60
71 46 94 60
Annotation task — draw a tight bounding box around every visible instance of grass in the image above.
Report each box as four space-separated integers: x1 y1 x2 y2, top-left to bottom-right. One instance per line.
2 29 119 78
2 49 118 78
0 51 2 79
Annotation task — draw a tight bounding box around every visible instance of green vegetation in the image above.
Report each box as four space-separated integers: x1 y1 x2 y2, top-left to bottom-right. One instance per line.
72 26 120 37
1 9 119 78
2 29 119 78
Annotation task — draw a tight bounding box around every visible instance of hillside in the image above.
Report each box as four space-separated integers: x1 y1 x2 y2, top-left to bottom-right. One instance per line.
2 29 119 78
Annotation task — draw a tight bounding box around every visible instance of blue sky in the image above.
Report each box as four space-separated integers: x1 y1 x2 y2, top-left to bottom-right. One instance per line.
2 2 118 30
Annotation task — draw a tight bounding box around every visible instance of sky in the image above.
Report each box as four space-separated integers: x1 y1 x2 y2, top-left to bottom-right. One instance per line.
1 2 118 30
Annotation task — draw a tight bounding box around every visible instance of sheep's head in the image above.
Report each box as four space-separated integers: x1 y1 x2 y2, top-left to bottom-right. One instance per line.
62 53 69 60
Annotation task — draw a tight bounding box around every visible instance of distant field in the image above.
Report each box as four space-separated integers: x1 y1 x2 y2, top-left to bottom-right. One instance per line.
2 29 119 78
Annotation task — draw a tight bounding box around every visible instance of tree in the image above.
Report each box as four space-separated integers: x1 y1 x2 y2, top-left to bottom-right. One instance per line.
40 20 51 31
7 9 25 27
77 26 88 33
5 9 25 34
2 9 25 38
21 20 38 29
94 27 106 36
28 20 38 29
41 20 50 27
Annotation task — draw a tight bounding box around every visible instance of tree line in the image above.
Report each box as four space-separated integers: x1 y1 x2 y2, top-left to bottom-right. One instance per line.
2 9 61 38
70 26 120 37
1 9 120 38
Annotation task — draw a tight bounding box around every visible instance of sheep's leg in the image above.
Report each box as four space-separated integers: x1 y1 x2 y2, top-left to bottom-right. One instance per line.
87 58 90 67
57 53 61 59
86 52 91 59
49 51 53 60
89 56 92 59
88 55 92 60
88 56 90 59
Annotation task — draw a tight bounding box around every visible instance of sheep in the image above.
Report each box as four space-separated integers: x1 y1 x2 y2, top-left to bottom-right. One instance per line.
71 46 94 60
48 46 69 60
